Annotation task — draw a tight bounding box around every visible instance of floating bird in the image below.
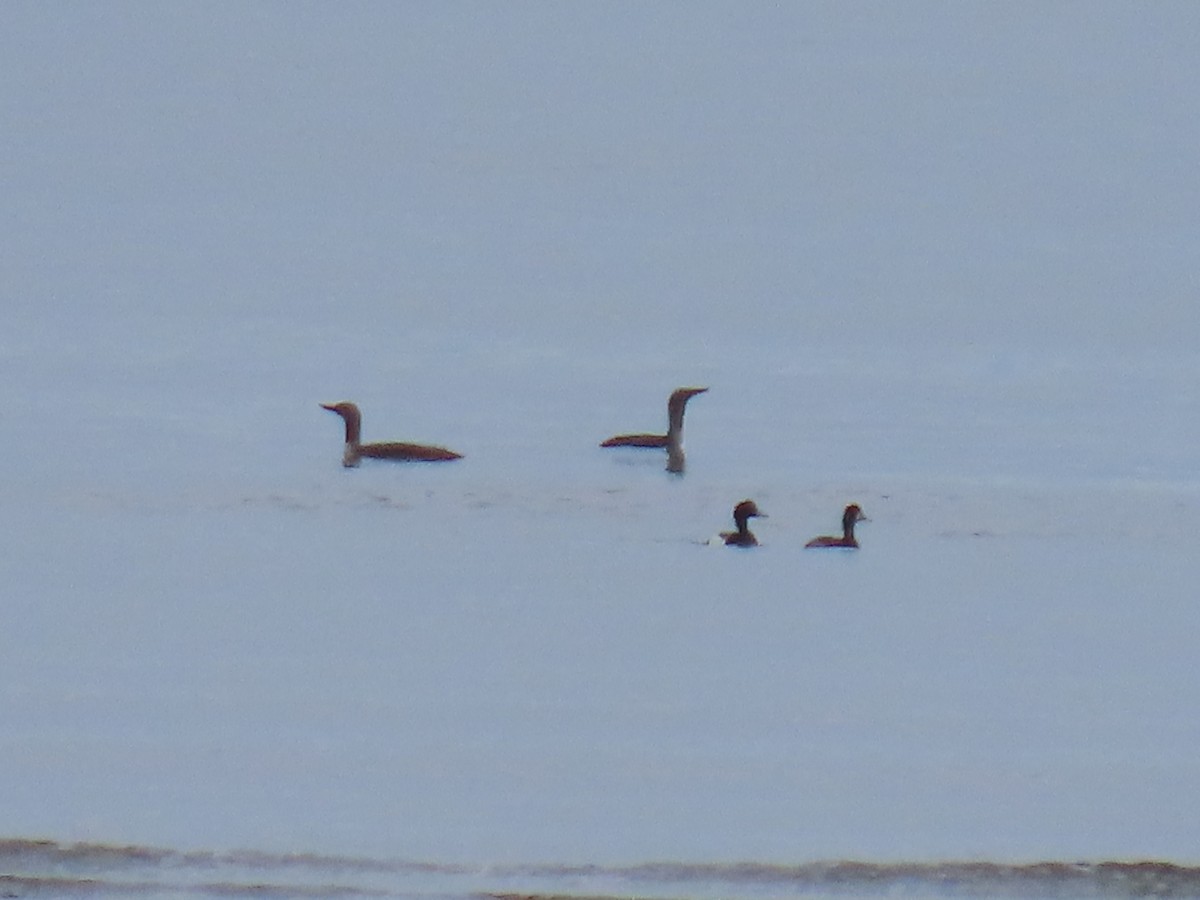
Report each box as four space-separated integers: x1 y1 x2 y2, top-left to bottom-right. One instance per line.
320 401 462 467
805 504 868 549
720 499 767 547
600 386 708 473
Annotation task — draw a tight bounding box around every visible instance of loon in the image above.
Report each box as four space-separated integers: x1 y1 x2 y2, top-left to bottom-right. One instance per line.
600 386 708 473
721 499 767 547
805 504 868 548
320 401 462 467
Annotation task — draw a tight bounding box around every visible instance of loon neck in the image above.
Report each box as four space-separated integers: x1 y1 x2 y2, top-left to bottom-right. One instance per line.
665 416 685 473
665 392 693 445
666 405 686 446
667 444 686 474
337 413 363 466
665 387 705 461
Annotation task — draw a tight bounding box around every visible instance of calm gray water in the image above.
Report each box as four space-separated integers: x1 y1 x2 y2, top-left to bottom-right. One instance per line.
3 4 1200 897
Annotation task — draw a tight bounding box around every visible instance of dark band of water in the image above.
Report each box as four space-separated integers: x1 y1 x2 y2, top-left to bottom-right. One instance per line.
2 838 1198 899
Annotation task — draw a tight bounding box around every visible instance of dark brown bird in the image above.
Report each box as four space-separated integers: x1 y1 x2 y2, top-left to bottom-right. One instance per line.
320 401 462 467
805 504 868 549
600 386 708 473
721 499 767 547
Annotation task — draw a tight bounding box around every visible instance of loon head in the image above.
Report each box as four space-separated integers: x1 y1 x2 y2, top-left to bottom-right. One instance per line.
668 386 708 413
320 401 363 445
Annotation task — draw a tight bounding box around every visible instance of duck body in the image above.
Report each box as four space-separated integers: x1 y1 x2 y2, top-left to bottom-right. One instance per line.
805 504 867 549
600 386 707 473
320 401 462 467
720 499 766 547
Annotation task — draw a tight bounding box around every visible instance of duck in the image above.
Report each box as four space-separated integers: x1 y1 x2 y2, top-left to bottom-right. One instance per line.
320 401 462 467
805 504 868 548
721 499 766 547
600 386 707 473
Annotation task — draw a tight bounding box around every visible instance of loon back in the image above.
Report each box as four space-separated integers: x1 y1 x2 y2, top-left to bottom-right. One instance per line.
599 433 669 448
358 441 463 462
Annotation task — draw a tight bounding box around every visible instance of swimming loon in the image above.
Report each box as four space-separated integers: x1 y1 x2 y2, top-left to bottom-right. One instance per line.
600 386 708 473
320 401 462 467
805 504 868 548
721 499 767 547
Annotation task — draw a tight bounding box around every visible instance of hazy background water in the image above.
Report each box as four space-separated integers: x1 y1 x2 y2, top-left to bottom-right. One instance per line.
2 1 1200 890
